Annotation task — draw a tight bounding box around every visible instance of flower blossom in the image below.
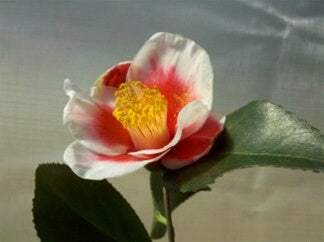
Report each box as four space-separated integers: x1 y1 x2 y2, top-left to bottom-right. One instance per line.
63 32 225 179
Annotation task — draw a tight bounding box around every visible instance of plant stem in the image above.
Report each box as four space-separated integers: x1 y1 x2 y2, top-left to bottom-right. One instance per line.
163 184 175 242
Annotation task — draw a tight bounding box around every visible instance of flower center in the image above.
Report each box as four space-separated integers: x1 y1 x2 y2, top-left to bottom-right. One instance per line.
113 80 170 150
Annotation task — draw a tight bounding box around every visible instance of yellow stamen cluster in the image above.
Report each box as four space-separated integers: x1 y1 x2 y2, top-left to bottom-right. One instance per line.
113 80 170 149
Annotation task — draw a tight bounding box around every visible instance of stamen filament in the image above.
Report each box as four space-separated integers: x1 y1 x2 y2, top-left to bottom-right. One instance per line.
113 80 170 149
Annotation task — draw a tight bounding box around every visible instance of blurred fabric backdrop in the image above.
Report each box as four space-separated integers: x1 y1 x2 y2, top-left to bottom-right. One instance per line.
1 1 323 241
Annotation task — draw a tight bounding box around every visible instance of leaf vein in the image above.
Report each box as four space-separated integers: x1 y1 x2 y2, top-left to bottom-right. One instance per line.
221 152 322 162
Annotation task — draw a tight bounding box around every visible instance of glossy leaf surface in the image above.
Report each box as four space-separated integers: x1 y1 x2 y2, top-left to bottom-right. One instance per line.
165 101 324 192
33 164 151 242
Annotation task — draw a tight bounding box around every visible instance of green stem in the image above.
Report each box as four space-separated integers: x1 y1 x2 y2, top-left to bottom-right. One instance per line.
163 184 175 242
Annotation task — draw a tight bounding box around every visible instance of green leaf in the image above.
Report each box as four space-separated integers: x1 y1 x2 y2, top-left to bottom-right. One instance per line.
165 100 324 192
33 164 151 242
149 170 209 239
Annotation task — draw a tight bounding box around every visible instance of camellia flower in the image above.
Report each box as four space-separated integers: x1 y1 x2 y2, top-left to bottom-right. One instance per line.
63 32 225 179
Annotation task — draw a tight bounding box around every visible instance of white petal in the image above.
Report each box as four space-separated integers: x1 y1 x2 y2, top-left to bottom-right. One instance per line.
90 85 117 107
64 141 167 179
128 32 213 110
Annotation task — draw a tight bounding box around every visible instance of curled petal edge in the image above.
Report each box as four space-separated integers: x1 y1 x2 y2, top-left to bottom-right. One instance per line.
161 114 226 169
64 141 169 180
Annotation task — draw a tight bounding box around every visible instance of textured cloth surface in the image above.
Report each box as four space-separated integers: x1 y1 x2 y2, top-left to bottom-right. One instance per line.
0 1 323 241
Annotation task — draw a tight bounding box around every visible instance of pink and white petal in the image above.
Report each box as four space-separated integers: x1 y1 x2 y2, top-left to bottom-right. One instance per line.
94 61 131 87
130 100 209 157
64 141 168 179
91 61 131 104
180 105 210 140
161 114 226 169
90 85 117 107
64 79 133 156
127 32 213 135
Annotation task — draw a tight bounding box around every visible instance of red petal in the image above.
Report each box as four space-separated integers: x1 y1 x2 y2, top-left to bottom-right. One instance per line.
91 104 134 150
100 62 131 88
161 115 223 169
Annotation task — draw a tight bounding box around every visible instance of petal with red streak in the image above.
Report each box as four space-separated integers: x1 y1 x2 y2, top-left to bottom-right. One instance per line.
64 141 168 179
128 32 213 136
95 61 131 88
161 114 225 169
64 79 133 156
91 61 131 103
